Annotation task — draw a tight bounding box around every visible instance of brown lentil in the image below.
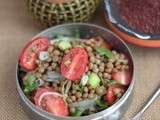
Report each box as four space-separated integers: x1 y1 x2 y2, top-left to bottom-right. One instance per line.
93 64 99 73
77 98 82 102
116 65 122 70
96 86 105 96
52 56 59 62
35 73 42 78
96 54 101 59
106 62 114 69
47 57 52 62
71 90 76 94
53 50 61 56
115 54 120 60
112 50 117 55
89 63 94 70
84 87 89 93
100 62 105 67
47 66 53 71
119 53 125 59
86 46 93 52
90 89 95 94
71 96 76 102
88 93 95 99
123 59 128 64
38 67 45 73
83 93 88 99
108 58 116 63
105 68 112 73
76 92 82 98
103 73 110 79
95 59 101 65
115 61 121 66
51 63 57 68
90 56 96 63
47 46 54 53
99 66 105 72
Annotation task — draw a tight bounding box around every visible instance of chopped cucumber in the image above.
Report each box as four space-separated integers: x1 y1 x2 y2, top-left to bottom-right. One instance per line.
88 73 100 88
58 41 71 50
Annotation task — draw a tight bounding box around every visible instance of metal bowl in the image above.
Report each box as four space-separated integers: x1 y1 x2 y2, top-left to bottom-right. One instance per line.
16 23 135 120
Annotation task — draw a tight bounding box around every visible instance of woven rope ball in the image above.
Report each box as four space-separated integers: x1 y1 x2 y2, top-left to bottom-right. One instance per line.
27 0 101 26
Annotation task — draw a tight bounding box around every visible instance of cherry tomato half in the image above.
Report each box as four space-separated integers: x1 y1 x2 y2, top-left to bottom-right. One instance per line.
105 86 116 105
112 70 131 86
61 48 88 81
19 37 49 71
105 85 125 105
34 87 69 117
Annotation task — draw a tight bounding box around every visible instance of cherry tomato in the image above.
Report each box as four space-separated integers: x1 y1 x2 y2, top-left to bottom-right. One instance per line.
105 86 116 105
112 70 131 86
34 87 69 117
61 48 88 81
19 37 49 71
105 85 125 105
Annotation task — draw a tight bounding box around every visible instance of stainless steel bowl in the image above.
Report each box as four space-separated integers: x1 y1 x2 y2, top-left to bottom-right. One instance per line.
16 23 135 120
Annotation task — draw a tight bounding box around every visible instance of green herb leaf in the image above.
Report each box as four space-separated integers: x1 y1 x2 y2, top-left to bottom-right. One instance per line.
96 47 113 59
71 107 83 116
96 99 108 109
73 84 83 93
23 74 38 94
107 80 117 85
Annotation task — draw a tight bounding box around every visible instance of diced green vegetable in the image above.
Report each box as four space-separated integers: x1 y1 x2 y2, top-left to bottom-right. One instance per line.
96 47 113 59
58 41 71 50
96 99 108 109
70 107 83 116
23 74 38 94
88 73 100 88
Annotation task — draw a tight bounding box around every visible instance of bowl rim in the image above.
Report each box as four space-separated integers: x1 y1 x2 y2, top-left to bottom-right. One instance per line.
16 23 135 120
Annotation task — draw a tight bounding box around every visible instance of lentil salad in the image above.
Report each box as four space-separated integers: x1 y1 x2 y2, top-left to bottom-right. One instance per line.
18 35 131 117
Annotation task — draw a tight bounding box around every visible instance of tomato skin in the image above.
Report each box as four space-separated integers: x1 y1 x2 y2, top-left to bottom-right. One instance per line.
105 86 116 105
19 37 49 71
105 85 125 105
34 87 69 117
112 70 131 86
61 48 88 81
34 87 53 106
